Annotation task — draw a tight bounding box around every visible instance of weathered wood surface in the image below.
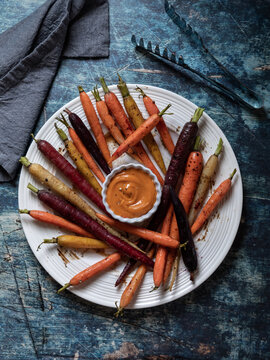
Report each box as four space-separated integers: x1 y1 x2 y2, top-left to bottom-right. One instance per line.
1 0 269 359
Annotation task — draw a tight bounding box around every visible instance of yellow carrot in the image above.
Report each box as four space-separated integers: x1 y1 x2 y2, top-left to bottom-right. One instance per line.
55 125 102 195
117 74 167 174
109 105 171 165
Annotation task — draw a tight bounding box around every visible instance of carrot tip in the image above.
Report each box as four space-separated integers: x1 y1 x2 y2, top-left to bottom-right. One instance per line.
57 283 71 294
149 286 159 293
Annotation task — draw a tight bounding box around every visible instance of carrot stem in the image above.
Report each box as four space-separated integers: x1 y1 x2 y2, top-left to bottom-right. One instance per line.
19 157 31 168
193 136 201 151
92 86 101 102
57 283 70 294
230 168 237 180
214 138 223 156
99 77 110 94
55 123 68 142
27 183 39 194
19 209 30 214
117 73 130 98
191 108 204 123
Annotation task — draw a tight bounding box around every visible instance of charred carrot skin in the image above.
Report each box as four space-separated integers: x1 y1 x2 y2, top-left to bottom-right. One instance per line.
78 86 111 163
28 184 154 268
117 74 167 174
136 87 175 155
191 169 237 234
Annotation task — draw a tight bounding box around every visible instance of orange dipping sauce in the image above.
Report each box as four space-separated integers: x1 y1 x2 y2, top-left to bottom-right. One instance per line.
106 168 157 218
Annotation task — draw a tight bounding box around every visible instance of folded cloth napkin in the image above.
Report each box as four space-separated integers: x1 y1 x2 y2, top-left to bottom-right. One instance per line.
0 0 109 182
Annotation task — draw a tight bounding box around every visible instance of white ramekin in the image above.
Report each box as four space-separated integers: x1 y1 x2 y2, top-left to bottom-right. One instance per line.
102 163 162 225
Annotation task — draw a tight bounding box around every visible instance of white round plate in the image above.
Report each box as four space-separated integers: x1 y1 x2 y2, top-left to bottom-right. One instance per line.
18 84 243 309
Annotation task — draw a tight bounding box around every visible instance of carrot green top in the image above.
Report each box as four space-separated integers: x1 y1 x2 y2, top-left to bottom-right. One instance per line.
214 138 223 156
191 107 204 123
99 77 110 94
117 73 130 98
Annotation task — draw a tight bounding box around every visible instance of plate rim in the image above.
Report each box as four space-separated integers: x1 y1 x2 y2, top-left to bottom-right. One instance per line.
18 83 243 309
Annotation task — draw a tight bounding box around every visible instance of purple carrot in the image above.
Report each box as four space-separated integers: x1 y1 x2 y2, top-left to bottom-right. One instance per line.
115 107 204 285
31 135 107 213
148 107 204 231
64 108 111 175
27 183 154 267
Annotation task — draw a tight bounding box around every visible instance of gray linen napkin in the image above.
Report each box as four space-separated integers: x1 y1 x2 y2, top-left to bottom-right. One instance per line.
0 0 109 182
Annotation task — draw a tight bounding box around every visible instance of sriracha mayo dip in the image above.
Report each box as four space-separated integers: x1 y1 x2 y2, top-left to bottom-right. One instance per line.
106 168 156 218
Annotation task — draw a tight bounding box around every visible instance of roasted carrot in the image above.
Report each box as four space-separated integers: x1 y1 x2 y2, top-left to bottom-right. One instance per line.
39 235 108 249
58 253 122 293
78 85 111 163
96 213 179 249
148 107 204 232
19 209 93 237
115 246 155 315
92 86 141 163
191 169 237 234
188 138 223 225
109 104 171 165
31 135 106 212
136 87 175 155
20 158 129 242
28 184 154 267
117 74 166 174
153 208 173 288
170 187 197 281
55 124 102 195
99 77 164 185
57 114 105 182
169 136 203 241
65 108 110 175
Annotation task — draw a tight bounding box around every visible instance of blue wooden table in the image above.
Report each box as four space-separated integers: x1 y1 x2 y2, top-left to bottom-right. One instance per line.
1 0 269 359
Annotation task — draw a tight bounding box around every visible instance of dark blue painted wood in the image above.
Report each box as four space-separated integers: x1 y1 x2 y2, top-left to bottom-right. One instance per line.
1 0 269 359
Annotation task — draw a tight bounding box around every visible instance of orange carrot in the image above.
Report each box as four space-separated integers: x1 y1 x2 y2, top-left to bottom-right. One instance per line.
153 208 173 288
116 246 155 315
19 209 94 237
191 169 237 234
136 87 175 155
92 86 141 163
58 252 121 293
117 74 166 174
99 77 164 185
96 213 179 248
170 137 203 241
78 86 111 163
162 205 177 285
109 104 171 165
57 114 105 182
